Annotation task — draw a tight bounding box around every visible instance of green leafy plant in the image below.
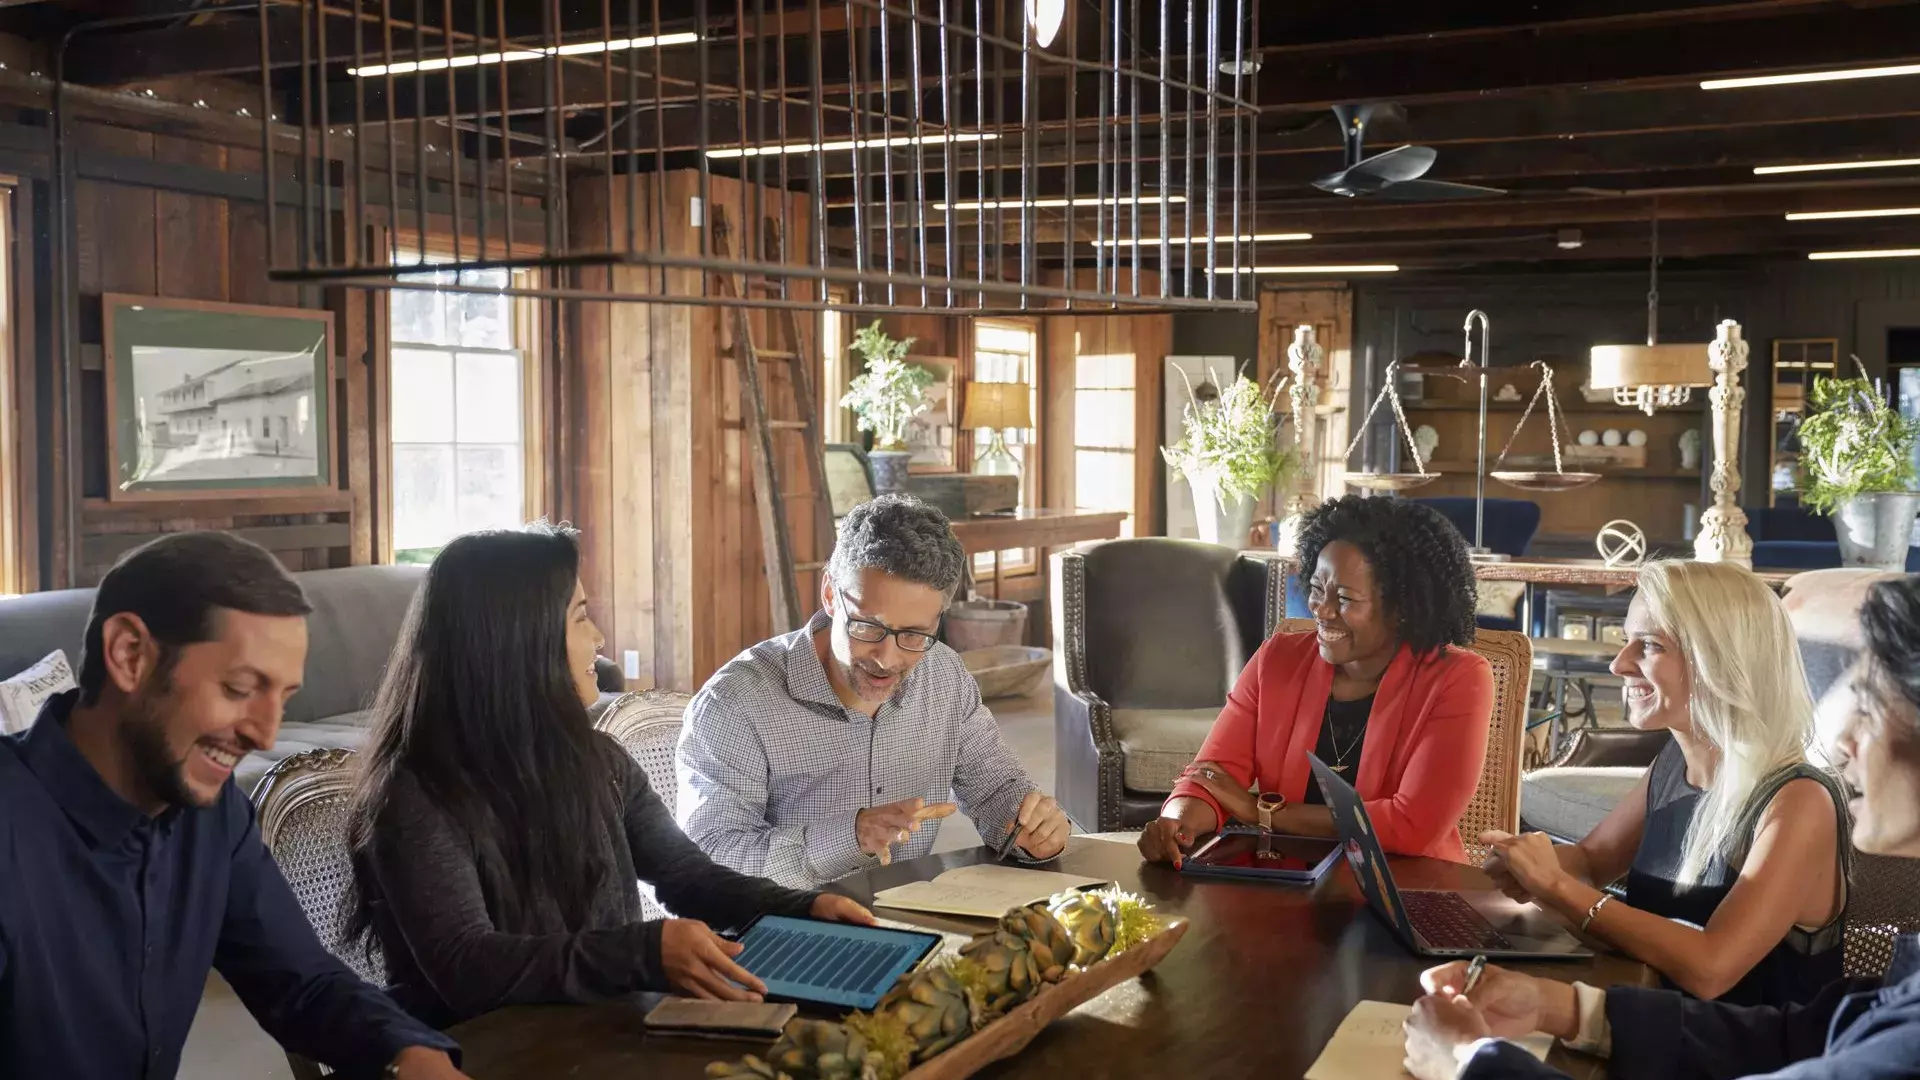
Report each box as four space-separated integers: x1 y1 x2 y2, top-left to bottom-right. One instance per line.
840 320 931 450
1160 374 1297 503
1797 374 1920 514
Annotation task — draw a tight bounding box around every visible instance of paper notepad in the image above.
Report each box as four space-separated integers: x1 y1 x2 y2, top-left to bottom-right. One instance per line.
871 865 1108 918
1305 1000 1554 1080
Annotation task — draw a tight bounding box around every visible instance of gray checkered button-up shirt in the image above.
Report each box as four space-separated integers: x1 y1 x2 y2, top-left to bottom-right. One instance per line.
676 612 1041 889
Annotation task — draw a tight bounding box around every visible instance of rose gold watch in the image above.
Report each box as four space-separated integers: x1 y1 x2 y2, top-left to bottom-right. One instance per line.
1256 791 1286 832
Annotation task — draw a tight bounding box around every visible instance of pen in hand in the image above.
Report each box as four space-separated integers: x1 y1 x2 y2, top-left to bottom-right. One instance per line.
1461 954 1488 997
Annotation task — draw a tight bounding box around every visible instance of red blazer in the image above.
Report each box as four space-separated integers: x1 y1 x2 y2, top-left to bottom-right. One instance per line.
1166 631 1494 863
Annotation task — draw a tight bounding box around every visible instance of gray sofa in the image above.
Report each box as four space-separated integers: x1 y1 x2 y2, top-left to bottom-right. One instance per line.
0 565 427 793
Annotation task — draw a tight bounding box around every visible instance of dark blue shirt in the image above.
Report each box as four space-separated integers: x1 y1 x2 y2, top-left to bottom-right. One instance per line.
1463 935 1920 1079
0 691 458 1079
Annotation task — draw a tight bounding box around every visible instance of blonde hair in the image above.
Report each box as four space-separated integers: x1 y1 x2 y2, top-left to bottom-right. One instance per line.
1635 559 1816 887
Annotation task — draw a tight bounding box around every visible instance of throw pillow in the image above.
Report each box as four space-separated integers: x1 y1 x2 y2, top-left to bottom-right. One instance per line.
0 650 75 735
1476 580 1527 621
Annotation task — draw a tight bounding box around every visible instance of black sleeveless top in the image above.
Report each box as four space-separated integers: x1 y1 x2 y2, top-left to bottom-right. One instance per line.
1623 740 1852 1007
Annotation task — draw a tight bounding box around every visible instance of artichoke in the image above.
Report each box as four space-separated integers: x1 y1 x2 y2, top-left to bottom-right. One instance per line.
954 932 1048 1016
1045 889 1118 968
764 1018 870 1080
1000 904 1077 978
875 962 977 1061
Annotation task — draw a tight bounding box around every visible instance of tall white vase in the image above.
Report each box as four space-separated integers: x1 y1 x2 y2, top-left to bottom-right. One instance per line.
1193 483 1256 547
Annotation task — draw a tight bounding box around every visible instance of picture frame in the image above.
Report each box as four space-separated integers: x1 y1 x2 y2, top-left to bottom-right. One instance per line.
102 294 336 503
905 354 959 473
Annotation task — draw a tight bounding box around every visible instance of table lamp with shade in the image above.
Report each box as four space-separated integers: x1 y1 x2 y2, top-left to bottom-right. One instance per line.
963 380 1032 477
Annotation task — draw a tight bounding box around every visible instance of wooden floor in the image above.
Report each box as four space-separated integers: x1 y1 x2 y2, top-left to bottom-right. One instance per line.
179 684 1058 1078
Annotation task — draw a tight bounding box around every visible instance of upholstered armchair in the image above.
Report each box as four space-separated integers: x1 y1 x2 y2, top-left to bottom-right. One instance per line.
1052 539 1284 832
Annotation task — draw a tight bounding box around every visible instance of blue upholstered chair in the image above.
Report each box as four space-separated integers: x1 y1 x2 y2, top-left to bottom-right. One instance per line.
1746 504 1920 571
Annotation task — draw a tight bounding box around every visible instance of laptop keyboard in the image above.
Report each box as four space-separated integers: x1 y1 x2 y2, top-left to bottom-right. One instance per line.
736 923 918 996
1403 890 1514 951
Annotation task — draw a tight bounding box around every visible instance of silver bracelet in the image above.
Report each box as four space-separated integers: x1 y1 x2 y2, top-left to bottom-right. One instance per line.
1580 892 1613 933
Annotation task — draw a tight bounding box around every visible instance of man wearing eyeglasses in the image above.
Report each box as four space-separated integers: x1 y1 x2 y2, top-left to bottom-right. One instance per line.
676 495 1070 889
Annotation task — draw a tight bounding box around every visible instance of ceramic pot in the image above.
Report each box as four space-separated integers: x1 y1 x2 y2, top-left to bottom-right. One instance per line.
1834 492 1920 570
1192 483 1257 547
867 449 913 494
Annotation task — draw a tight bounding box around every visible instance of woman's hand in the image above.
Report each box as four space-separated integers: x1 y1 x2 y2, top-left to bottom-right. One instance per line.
1480 830 1572 907
660 919 766 1001
811 894 878 926
1402 991 1493 1080
1183 761 1260 825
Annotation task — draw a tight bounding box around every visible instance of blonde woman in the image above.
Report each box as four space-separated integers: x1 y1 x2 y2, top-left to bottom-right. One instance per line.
1484 560 1849 1007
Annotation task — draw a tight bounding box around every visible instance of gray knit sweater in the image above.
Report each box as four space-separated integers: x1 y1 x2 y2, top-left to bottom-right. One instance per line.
356 733 819 1028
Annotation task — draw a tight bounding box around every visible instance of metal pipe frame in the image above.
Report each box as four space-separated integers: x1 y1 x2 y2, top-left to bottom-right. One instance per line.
261 0 1260 314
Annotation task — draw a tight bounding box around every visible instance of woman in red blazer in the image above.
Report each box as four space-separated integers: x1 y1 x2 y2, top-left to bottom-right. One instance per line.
1139 495 1494 864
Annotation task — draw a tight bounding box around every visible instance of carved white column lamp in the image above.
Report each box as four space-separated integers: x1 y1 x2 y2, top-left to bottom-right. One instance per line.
1694 319 1753 567
1275 324 1324 556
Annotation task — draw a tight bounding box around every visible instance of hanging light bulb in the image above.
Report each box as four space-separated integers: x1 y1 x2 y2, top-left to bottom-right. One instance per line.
1027 0 1065 47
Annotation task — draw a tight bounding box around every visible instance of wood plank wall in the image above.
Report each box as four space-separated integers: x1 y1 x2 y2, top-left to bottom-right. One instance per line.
566 170 818 692
63 119 373 588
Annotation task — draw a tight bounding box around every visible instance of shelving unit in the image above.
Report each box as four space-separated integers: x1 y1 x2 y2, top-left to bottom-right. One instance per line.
1768 338 1838 508
1395 362 1707 542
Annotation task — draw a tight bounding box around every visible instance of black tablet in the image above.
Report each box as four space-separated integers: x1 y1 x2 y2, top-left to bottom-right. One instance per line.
1179 828 1342 884
732 914 944 1010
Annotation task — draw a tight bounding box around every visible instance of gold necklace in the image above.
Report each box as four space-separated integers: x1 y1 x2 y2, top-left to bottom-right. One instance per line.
1326 700 1368 773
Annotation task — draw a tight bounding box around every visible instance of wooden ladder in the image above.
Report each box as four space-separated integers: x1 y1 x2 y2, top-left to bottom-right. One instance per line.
709 205 837 635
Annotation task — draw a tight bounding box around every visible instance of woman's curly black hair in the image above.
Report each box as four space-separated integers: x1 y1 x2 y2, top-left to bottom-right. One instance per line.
1295 494 1478 654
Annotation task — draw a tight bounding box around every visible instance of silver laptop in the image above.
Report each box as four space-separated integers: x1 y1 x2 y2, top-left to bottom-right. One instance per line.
1310 754 1591 960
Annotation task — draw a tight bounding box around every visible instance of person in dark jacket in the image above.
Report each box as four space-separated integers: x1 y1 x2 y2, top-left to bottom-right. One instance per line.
1403 573 1920 1080
344 523 874 1029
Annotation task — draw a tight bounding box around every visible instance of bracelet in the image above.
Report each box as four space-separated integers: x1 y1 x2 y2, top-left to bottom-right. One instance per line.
1580 892 1613 933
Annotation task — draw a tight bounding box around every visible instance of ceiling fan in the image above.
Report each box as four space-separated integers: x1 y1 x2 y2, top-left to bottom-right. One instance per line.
1312 104 1506 201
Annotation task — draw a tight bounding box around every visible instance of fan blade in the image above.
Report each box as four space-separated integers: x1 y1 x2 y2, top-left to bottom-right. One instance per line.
1350 144 1437 184
1313 145 1440 196
1370 178 1507 201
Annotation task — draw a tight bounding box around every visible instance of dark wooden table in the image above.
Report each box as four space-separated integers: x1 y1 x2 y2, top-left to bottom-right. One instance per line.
947 508 1127 599
448 837 1649 1078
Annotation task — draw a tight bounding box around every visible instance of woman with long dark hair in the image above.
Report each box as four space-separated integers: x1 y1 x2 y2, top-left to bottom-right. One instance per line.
345 523 872 1028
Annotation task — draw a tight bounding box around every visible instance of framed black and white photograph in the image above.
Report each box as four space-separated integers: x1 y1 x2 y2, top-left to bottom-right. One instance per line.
103 294 335 502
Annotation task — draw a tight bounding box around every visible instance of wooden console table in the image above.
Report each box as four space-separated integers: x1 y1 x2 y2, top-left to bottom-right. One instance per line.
950 508 1128 599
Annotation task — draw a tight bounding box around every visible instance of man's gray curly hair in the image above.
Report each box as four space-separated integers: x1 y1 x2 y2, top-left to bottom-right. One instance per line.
826 494 966 602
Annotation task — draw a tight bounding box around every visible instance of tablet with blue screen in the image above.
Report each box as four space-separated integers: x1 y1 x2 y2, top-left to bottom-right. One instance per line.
732 915 944 1010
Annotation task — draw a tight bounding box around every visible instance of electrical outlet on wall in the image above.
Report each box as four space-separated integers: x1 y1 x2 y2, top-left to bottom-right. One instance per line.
623 650 640 680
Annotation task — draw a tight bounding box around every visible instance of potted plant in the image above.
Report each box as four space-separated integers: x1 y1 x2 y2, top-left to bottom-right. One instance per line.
1797 372 1920 569
1162 373 1299 546
841 320 931 494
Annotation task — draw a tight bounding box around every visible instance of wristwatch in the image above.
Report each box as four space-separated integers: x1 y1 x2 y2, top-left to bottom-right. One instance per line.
1256 791 1286 832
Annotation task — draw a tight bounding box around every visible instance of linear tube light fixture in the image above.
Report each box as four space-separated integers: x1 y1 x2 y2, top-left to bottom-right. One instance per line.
347 32 699 77
1785 207 1920 221
707 132 998 159
1093 231 1312 246
1234 264 1399 274
1703 63 1920 90
934 194 1187 211
1808 249 1920 261
1753 157 1920 176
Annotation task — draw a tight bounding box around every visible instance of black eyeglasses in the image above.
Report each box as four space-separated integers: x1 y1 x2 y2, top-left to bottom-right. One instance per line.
844 615 938 653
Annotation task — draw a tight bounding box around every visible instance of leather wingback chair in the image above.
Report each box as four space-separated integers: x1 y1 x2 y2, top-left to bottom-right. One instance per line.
1052 539 1284 832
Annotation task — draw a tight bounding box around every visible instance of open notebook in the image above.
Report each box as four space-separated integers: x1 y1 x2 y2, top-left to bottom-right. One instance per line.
1306 1000 1554 1080
871 865 1108 919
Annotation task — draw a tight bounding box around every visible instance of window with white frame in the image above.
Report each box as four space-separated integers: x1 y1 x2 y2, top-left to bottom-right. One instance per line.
820 301 850 442
972 322 1040 576
389 265 525 563
1073 349 1137 537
